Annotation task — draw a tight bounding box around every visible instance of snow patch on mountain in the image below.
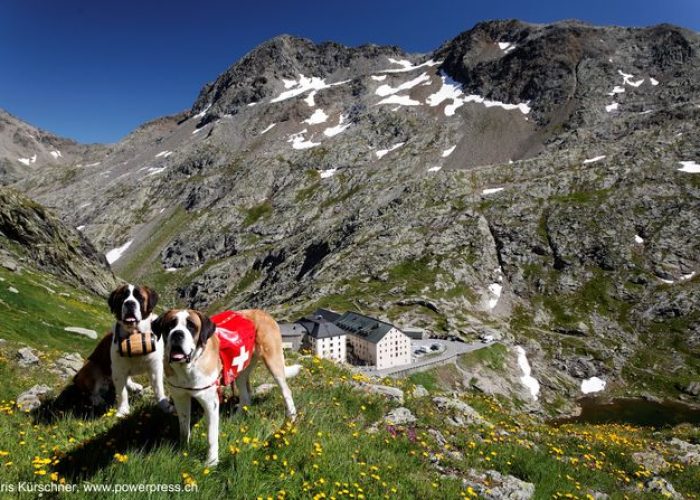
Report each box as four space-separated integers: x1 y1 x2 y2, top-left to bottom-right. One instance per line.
427 74 530 116
304 91 317 107
678 161 700 173
323 115 351 137
378 58 440 74
516 347 540 400
581 377 606 394
376 94 421 106
303 108 329 125
427 166 442 172
618 70 644 87
607 86 625 96
376 142 405 159
319 168 337 179
370 75 387 81
260 123 276 135
487 283 502 309
605 103 619 112
193 104 211 120
146 166 168 176
106 240 133 264
441 145 456 158
282 78 297 89
482 187 505 195
583 155 606 164
271 75 348 103
375 72 431 97
498 41 516 53
17 154 37 166
288 129 320 150
50 150 62 159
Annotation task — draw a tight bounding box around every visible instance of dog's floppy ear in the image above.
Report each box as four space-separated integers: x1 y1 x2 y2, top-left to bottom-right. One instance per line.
151 315 165 339
142 286 159 315
196 311 216 348
107 285 126 315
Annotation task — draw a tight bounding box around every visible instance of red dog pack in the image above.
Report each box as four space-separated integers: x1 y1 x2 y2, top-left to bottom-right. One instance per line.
210 310 256 385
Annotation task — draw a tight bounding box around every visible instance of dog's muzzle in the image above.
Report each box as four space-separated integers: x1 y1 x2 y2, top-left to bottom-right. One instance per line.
121 303 139 325
169 347 192 363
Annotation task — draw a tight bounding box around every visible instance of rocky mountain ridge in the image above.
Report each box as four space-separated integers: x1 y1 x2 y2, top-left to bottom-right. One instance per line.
0 187 117 296
1 19 699 407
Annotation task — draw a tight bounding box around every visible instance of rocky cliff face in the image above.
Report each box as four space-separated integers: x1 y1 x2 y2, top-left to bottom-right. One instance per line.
2 19 699 405
0 188 117 296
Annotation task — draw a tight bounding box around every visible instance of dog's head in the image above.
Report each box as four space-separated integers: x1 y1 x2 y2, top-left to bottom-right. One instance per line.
152 309 216 364
108 284 159 328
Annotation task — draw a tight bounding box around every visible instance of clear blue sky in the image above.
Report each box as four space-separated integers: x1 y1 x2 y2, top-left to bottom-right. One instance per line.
1 0 698 144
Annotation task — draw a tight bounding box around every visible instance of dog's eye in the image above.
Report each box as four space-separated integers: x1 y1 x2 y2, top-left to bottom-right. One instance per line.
186 320 196 331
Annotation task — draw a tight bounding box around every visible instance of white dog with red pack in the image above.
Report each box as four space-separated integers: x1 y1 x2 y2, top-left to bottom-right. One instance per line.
152 308 300 466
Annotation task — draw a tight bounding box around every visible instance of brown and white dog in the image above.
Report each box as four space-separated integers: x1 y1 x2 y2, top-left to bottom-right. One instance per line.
72 333 115 406
152 308 300 466
108 284 173 416
72 332 145 407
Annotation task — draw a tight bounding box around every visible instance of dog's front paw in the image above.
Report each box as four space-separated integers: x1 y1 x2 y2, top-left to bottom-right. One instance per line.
204 456 219 468
158 399 176 414
127 381 144 393
116 408 130 418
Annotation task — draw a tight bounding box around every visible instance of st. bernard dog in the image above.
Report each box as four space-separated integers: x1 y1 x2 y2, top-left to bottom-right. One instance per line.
108 284 173 416
152 308 300 466
72 332 145 407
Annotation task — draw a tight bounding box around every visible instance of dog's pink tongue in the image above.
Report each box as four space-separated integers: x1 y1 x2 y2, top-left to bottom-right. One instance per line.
171 353 185 361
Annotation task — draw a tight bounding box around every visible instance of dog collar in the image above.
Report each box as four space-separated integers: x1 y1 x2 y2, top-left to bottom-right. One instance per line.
166 378 219 391
114 323 152 339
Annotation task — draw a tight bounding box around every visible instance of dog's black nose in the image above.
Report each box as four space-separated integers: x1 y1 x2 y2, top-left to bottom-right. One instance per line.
169 330 186 342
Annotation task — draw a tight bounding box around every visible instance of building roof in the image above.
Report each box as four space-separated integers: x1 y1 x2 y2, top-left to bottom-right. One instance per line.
310 308 341 322
279 322 307 337
334 311 400 344
297 316 346 340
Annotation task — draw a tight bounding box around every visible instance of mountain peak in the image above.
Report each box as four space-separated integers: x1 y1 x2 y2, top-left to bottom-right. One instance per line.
189 34 409 122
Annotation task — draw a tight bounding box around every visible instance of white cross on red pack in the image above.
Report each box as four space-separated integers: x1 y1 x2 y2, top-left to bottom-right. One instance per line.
210 310 257 385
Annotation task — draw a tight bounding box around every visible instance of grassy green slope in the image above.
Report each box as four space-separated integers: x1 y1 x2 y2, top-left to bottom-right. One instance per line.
0 351 698 499
0 265 112 352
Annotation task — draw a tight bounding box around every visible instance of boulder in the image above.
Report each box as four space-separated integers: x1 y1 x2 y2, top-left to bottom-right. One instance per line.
384 407 416 425
428 428 448 447
644 477 681 499
1 257 18 272
17 384 52 411
354 383 404 404
632 451 669 473
668 438 700 466
463 469 534 500
433 396 490 427
63 327 98 340
16 347 39 367
50 352 84 379
681 381 700 397
412 385 429 398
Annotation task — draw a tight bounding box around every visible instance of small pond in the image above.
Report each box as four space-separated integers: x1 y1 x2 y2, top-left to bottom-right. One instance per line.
553 397 700 428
